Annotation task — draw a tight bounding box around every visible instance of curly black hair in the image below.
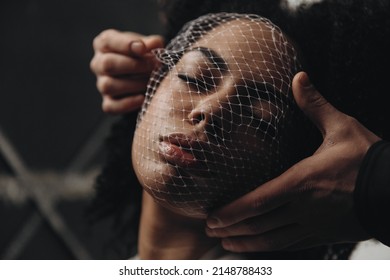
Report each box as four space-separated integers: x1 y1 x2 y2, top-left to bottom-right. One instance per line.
89 0 390 259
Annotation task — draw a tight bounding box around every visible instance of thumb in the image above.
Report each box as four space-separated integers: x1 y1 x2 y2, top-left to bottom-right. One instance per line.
129 35 164 57
292 71 344 135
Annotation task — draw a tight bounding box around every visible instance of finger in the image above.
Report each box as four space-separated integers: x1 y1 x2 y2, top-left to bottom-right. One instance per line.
206 164 305 229
292 72 347 135
124 35 165 57
102 94 145 114
221 224 309 253
97 75 148 97
93 29 164 56
91 52 156 76
93 29 138 54
206 203 294 238
142 35 165 52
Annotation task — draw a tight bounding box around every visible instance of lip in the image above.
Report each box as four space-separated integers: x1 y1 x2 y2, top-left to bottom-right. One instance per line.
158 133 206 169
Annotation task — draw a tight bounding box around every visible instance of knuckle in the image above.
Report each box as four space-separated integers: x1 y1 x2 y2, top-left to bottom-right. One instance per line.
100 55 116 74
101 99 115 114
100 29 116 41
309 93 328 109
98 77 114 94
251 197 267 214
299 179 316 194
94 29 117 50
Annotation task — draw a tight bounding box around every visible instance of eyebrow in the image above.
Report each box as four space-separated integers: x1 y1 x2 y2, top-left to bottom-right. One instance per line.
189 46 229 72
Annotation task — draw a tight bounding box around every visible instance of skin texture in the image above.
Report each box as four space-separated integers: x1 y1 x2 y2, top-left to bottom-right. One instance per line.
90 29 164 114
205 72 381 252
132 18 310 219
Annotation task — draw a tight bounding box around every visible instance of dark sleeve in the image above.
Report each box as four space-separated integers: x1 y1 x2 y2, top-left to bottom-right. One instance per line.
354 140 390 247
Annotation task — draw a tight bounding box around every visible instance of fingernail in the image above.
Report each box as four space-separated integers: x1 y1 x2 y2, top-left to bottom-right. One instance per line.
207 216 222 229
299 72 312 88
222 239 233 251
130 41 144 55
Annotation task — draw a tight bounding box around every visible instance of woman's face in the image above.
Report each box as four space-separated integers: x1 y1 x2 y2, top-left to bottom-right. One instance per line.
132 17 306 218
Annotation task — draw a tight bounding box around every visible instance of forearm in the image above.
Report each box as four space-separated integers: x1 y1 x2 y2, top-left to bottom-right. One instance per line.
355 140 390 246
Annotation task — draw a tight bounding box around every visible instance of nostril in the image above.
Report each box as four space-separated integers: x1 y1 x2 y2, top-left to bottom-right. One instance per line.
198 112 206 123
190 112 206 125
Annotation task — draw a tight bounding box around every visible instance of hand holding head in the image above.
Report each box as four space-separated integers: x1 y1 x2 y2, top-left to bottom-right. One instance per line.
205 71 381 252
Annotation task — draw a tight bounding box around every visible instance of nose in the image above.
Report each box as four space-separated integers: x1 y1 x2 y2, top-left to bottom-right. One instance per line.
187 100 233 138
187 106 210 127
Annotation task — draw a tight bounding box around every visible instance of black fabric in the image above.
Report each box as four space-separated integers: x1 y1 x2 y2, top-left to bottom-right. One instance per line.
355 140 390 247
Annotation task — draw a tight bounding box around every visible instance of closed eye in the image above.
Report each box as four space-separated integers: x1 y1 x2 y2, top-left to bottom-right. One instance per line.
177 74 215 91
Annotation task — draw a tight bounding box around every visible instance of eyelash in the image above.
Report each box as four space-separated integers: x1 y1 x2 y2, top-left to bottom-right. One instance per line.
177 74 213 91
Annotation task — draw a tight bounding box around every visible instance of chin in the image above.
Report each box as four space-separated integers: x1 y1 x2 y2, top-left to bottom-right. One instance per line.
134 167 207 218
133 160 242 219
149 192 211 219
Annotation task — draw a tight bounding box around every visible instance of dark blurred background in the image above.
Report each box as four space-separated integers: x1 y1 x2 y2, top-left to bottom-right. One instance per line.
0 0 162 259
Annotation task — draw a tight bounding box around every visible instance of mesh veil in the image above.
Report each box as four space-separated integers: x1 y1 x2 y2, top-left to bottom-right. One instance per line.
132 13 311 218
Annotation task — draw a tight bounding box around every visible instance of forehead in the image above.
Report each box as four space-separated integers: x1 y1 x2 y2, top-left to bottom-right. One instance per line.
192 18 298 82
196 19 277 48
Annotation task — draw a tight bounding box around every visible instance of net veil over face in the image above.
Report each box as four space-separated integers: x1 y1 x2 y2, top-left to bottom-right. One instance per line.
132 13 311 218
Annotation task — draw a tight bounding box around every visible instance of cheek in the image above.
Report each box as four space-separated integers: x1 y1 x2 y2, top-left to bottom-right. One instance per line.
221 128 276 184
148 76 201 121
231 132 275 167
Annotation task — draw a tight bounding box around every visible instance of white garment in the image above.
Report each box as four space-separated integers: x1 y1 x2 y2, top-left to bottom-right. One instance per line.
349 239 390 260
283 0 323 11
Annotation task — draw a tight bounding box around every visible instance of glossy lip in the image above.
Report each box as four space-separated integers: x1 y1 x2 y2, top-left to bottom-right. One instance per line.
158 133 208 169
